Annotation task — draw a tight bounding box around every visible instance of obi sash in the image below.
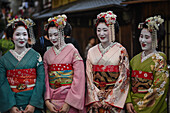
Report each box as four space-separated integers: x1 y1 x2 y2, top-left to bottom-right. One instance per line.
48 64 73 89
7 68 37 93
92 65 119 90
131 70 153 93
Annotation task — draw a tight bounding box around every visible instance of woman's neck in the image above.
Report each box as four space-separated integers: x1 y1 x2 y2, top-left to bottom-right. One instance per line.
101 42 112 49
55 42 66 50
144 49 156 56
14 46 27 55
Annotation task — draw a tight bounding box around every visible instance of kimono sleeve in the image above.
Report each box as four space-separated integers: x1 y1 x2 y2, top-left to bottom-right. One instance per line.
85 50 100 106
0 58 16 112
29 54 45 109
135 53 169 111
125 83 132 104
125 59 134 104
65 49 85 110
105 47 130 109
43 53 51 100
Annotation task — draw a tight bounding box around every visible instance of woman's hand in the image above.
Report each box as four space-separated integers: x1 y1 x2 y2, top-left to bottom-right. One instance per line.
10 106 22 113
23 105 35 113
102 102 112 109
59 103 70 113
126 103 137 113
45 100 58 113
92 102 102 109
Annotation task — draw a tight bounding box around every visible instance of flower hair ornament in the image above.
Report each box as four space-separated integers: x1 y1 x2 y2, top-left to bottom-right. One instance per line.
45 14 67 31
7 18 36 45
138 15 164 49
96 11 117 42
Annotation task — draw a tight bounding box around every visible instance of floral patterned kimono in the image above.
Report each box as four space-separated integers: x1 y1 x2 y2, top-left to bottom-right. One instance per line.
0 48 45 113
43 44 85 113
86 42 129 113
126 51 169 113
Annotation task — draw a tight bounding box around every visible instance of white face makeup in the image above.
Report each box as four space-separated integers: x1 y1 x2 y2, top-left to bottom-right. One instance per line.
48 27 59 47
97 23 110 44
139 28 152 51
13 26 28 48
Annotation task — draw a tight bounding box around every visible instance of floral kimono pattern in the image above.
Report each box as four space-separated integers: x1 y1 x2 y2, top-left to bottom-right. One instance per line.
86 42 129 113
126 51 169 113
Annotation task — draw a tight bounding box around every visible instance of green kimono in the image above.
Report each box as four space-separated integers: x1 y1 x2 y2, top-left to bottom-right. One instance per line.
126 51 169 113
0 48 45 112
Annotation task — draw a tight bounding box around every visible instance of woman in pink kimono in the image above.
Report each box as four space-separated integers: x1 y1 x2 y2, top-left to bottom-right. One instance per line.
86 11 129 113
43 15 85 113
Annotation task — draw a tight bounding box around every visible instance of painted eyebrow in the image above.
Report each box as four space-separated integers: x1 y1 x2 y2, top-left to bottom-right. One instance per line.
144 34 150 37
97 27 108 29
49 32 58 35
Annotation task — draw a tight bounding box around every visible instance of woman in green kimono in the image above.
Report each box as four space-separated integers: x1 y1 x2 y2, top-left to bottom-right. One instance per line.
126 16 169 113
0 18 45 113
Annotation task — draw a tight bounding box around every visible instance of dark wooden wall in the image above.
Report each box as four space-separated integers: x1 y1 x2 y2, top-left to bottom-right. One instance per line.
72 27 95 59
128 1 170 61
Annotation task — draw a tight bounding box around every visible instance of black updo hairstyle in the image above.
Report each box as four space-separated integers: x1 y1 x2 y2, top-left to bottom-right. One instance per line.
94 17 119 35
6 21 30 39
63 22 72 37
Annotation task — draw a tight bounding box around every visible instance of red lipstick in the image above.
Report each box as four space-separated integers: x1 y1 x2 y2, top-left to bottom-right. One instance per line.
53 41 57 43
19 41 24 44
100 37 105 40
142 43 146 47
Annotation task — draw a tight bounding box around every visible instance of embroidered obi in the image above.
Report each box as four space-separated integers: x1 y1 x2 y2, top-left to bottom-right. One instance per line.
131 70 153 93
92 65 119 90
48 64 73 89
7 68 37 93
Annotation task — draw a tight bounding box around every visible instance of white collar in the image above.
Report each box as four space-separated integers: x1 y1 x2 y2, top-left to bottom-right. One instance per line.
99 42 116 55
10 48 30 61
141 50 157 62
53 44 67 56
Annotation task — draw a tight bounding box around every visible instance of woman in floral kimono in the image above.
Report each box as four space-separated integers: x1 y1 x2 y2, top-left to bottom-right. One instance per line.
0 18 45 113
86 11 129 113
44 15 85 113
126 16 169 113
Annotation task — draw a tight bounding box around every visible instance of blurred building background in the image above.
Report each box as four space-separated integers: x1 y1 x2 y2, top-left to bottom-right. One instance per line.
0 0 170 112
0 0 170 60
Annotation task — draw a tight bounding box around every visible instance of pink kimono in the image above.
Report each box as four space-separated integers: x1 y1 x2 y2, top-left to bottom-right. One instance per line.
86 42 129 112
44 44 85 113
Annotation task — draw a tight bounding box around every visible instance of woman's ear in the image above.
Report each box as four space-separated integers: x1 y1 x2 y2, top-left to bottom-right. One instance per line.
27 38 32 45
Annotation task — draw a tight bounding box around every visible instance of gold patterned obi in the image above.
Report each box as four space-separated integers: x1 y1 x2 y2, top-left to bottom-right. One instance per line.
7 68 37 93
48 64 73 89
92 65 119 90
131 70 153 93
